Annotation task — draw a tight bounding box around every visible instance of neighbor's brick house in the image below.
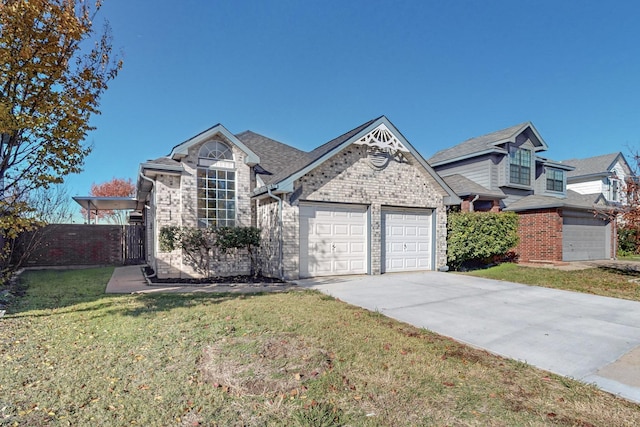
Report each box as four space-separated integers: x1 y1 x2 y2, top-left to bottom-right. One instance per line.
429 122 615 263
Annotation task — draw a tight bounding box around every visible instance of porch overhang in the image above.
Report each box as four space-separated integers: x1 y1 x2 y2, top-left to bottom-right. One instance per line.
72 196 141 223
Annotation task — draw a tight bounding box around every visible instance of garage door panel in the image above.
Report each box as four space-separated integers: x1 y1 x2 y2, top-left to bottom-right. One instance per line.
350 242 365 253
300 203 368 278
405 226 418 236
315 224 332 236
563 214 610 261
334 224 349 235
383 209 432 273
350 225 365 235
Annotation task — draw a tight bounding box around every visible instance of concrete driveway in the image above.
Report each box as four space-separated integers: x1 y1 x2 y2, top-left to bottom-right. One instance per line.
296 271 640 403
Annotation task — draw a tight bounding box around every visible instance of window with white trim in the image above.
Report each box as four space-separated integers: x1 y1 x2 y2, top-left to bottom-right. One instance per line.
509 147 531 186
197 141 236 227
546 167 564 192
610 177 619 201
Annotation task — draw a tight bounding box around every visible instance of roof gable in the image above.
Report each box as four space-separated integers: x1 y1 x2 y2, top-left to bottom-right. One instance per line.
563 152 632 178
169 123 260 166
253 116 461 204
429 122 548 166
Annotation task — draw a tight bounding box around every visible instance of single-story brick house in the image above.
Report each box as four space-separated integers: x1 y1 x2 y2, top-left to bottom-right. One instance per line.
136 116 461 279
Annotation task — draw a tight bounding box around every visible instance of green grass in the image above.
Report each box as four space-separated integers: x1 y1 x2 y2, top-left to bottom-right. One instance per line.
464 263 640 301
1 267 640 425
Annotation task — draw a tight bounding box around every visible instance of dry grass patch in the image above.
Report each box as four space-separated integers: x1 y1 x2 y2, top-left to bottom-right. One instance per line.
199 333 332 396
2 268 640 426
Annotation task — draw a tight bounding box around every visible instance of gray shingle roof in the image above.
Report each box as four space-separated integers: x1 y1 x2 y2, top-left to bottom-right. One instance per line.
142 157 183 170
562 152 623 178
255 117 381 187
442 174 506 199
429 122 532 165
236 131 309 186
503 190 606 212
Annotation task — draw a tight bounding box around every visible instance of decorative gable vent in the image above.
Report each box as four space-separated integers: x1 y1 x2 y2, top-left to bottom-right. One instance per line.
355 124 409 170
354 124 409 153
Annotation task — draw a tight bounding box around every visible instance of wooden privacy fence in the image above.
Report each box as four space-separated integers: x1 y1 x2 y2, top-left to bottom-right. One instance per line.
17 224 145 267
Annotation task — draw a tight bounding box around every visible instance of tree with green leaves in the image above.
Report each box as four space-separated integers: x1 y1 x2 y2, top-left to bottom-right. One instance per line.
0 0 121 283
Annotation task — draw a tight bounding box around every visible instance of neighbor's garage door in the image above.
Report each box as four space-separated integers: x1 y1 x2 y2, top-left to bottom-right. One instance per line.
382 208 433 273
299 203 368 278
563 211 611 261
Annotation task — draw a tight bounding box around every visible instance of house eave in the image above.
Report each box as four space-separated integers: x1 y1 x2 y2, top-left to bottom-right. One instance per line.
429 148 508 167
251 183 291 199
169 124 260 166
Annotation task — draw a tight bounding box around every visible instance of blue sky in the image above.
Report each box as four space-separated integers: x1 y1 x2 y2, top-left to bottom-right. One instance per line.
67 0 640 207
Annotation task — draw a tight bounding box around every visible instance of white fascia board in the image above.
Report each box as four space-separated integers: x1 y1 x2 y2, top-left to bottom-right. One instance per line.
139 162 182 175
567 172 609 181
169 124 260 166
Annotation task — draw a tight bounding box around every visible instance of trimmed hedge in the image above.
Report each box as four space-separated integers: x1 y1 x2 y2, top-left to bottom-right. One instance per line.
447 211 519 270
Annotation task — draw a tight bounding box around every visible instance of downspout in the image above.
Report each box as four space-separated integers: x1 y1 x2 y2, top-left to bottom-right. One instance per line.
139 172 156 277
470 194 480 212
266 186 284 281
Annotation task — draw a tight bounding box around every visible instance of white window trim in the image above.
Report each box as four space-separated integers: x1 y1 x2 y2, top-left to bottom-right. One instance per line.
196 141 237 228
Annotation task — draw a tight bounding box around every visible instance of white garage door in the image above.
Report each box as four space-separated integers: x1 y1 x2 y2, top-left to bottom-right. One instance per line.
382 208 432 273
299 203 368 278
563 213 611 261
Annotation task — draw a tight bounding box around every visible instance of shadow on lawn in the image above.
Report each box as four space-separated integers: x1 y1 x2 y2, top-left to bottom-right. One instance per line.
596 266 640 277
8 268 294 317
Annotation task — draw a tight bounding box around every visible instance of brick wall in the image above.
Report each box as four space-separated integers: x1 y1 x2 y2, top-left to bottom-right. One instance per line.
513 209 563 262
258 145 450 279
151 136 254 279
19 224 124 266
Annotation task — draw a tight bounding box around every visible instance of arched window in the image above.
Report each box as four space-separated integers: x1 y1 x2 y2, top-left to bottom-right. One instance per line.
197 141 236 227
199 140 233 161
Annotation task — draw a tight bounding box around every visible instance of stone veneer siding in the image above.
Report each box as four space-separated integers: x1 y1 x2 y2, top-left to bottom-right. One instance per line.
152 135 254 279
258 145 449 280
513 208 563 262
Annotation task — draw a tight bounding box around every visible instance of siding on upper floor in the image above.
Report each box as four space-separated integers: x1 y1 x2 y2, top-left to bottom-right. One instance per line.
432 155 493 189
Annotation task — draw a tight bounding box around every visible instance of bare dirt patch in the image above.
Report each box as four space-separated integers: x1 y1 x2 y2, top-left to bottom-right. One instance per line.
198 333 332 396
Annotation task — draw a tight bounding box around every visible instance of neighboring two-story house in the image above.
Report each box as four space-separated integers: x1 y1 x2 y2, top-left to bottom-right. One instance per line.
136 116 460 279
562 152 632 205
429 122 614 263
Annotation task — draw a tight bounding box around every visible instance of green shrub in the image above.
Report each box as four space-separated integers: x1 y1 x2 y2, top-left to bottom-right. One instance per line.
158 225 262 276
618 226 639 256
447 211 519 270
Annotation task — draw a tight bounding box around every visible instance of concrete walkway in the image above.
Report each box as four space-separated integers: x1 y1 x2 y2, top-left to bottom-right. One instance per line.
296 271 640 404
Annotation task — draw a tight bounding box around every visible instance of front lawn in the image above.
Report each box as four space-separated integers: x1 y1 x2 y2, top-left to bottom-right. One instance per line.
465 263 640 301
1 267 639 425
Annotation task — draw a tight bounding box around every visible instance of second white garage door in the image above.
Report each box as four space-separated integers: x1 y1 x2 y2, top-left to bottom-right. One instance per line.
382 208 433 273
299 203 368 278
